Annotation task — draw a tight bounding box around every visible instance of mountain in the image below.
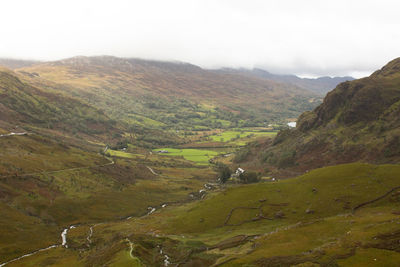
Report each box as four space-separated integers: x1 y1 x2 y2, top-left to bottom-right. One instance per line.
18 56 321 130
0 58 40 69
236 57 400 177
1 57 399 266
218 67 354 95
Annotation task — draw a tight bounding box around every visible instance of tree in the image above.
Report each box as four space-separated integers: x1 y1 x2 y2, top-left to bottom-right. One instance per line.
215 162 231 183
239 171 260 184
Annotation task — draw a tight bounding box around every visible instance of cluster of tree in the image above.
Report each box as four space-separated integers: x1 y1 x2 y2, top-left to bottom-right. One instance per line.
214 162 260 184
214 162 232 183
238 171 260 184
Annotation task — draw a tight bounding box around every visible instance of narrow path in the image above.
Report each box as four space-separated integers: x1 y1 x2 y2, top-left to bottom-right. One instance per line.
0 132 28 138
0 245 58 267
0 157 114 179
146 166 159 176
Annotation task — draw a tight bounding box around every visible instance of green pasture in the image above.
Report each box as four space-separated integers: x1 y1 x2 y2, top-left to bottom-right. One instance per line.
208 130 277 145
153 148 220 164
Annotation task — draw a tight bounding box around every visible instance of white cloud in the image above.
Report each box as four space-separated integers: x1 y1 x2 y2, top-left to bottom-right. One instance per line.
0 0 399 77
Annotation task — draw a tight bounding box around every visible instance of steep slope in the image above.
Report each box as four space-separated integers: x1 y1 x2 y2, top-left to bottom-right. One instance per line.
218 67 354 95
19 56 320 129
236 57 400 177
0 67 118 139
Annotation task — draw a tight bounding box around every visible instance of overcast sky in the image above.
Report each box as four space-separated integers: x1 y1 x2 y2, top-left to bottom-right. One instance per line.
1 0 399 78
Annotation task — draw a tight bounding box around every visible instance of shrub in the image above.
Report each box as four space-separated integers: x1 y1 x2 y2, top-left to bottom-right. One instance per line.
277 150 297 168
233 147 251 163
239 171 260 184
214 162 232 183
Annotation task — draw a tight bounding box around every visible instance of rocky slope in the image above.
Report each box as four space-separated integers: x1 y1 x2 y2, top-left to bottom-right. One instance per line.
237 57 400 177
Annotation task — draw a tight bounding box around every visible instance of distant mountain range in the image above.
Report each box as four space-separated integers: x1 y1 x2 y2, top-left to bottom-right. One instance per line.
217 67 354 95
0 55 355 148
0 57 352 96
15 56 321 128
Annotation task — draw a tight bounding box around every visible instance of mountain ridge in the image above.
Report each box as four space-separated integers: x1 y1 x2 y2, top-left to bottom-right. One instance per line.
18 55 321 130
217 67 354 95
236 57 400 177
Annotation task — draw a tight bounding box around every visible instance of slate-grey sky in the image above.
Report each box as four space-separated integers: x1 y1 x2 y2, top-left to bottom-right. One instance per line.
1 0 399 77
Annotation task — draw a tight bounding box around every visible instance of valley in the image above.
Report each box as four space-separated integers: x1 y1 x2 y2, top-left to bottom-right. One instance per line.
0 57 399 266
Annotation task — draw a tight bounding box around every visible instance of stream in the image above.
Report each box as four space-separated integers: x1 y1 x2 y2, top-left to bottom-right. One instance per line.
0 182 216 266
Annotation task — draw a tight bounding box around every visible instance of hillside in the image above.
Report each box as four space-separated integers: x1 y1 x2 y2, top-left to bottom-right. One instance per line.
2 56 399 266
19 56 320 130
236 57 400 177
218 67 354 95
5 163 400 266
0 67 118 140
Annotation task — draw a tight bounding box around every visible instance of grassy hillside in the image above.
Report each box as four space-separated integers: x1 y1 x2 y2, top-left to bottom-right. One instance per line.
19 56 320 131
0 131 217 263
8 163 400 266
235 58 400 177
0 68 118 139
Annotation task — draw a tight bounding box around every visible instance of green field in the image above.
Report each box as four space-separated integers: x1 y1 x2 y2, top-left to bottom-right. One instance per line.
208 130 276 145
107 149 142 159
153 148 220 164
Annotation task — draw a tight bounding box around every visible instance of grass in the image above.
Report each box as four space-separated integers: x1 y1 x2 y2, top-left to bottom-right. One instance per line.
6 162 400 266
0 134 108 176
108 248 142 267
153 148 220 164
337 248 400 266
159 163 400 234
207 130 276 146
107 149 143 159
91 163 400 266
0 133 219 263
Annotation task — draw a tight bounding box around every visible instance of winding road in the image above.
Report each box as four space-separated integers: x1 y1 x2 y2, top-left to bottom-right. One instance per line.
146 166 159 176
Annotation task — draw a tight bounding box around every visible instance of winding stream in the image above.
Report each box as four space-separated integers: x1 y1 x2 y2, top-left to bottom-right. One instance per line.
0 177 216 266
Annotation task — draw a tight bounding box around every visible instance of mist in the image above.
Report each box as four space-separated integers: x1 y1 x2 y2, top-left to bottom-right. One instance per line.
1 0 399 78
